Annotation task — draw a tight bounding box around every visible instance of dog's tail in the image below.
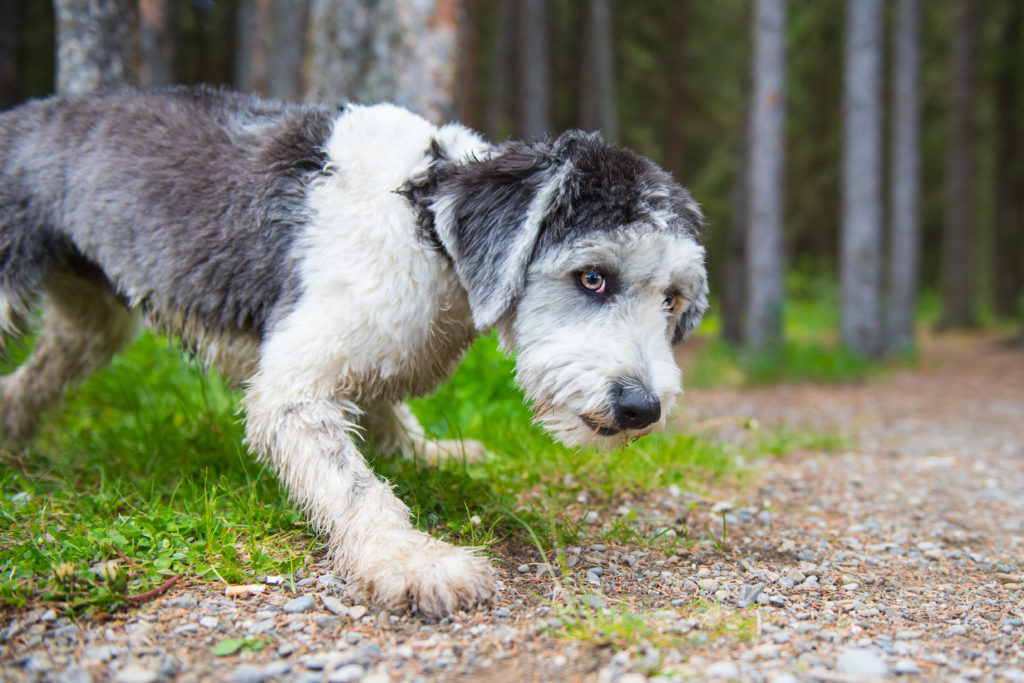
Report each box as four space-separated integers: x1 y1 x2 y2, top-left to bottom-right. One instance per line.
0 102 65 349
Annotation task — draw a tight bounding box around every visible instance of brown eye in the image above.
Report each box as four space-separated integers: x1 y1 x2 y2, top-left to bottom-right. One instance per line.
664 293 677 311
580 270 606 294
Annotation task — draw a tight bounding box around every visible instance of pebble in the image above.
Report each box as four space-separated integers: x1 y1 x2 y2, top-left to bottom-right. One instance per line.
738 583 764 608
283 594 315 614
836 648 889 677
114 667 158 683
328 664 365 682
58 664 93 683
706 661 740 678
199 616 219 628
321 595 349 616
893 659 921 675
166 593 198 609
248 618 277 634
230 664 266 683
262 662 291 678
517 564 530 573
348 605 368 620
697 578 719 592
583 510 601 524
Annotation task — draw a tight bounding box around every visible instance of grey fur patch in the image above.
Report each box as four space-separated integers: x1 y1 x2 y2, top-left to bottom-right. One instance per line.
0 86 334 365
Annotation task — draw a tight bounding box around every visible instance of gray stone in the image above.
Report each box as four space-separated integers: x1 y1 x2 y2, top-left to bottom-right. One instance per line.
114 666 158 683
262 661 292 678
329 664 366 683
58 664 93 683
893 659 921 675
737 584 764 608
231 664 266 683
199 616 219 629
706 661 740 679
837 648 889 678
322 595 349 616
166 593 198 609
248 618 277 634
283 594 315 614
769 675 798 683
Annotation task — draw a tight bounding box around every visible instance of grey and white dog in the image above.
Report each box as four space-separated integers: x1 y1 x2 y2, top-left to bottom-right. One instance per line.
0 86 708 617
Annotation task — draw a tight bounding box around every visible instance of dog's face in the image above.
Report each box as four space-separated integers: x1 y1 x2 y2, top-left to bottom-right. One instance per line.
433 130 707 448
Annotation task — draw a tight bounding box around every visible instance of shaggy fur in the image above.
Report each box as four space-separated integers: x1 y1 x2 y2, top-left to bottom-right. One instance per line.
0 86 708 617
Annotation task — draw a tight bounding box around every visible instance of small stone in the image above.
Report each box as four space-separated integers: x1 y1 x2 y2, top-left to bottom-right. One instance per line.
946 625 968 636
248 618 277 634
836 648 889 678
172 623 199 634
345 631 362 645
706 661 740 679
231 664 266 683
697 578 719 592
348 605 368 620
517 564 530 573
262 662 291 678
769 675 798 683
84 646 114 663
583 510 601 525
199 616 219 629
328 664 365 683
58 664 93 683
167 593 198 609
283 594 315 614
738 583 764 608
893 659 921 675
321 595 348 616
114 666 158 683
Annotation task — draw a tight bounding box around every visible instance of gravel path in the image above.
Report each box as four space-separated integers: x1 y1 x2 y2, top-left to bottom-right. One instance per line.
2 332 1022 682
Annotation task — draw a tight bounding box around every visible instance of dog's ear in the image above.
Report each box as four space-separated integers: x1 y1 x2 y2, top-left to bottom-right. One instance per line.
433 142 567 330
673 275 709 345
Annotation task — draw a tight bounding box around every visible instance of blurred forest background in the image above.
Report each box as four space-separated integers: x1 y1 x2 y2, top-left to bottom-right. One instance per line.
1 0 1022 361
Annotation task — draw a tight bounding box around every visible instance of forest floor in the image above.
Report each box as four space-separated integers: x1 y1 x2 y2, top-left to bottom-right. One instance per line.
3 331 1023 682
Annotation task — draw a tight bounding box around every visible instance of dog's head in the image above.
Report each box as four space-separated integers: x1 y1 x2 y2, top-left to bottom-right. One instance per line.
432 130 707 447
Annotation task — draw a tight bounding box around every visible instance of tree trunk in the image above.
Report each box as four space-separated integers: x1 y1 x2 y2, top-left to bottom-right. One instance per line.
0 0 23 109
722 139 748 344
885 0 920 353
235 0 272 96
744 0 786 349
485 0 515 140
138 0 175 88
841 0 883 357
54 0 138 95
578 0 617 142
990 1 1022 318
940 0 977 329
516 0 551 139
306 0 460 125
268 0 309 102
665 0 688 179
457 0 481 128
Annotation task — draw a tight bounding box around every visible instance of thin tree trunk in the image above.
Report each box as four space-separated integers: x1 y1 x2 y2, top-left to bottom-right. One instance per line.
0 0 23 109
268 0 309 101
990 1 1021 318
578 0 617 142
665 0 688 179
457 0 481 128
54 0 138 95
236 0 272 96
885 0 920 353
841 0 883 357
744 0 786 349
723 139 749 344
138 0 175 88
485 0 515 140
306 0 460 125
940 0 977 328
516 0 551 139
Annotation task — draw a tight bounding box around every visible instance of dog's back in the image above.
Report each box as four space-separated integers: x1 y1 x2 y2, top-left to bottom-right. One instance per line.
0 87 333 347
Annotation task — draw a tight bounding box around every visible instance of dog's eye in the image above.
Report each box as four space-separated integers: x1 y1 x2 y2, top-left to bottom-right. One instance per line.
664 293 677 311
580 271 607 294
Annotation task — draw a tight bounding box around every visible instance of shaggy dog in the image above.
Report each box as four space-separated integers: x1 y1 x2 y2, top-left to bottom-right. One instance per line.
0 86 708 617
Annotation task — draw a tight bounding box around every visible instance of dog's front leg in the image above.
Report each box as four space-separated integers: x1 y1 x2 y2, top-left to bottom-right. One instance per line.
243 378 495 617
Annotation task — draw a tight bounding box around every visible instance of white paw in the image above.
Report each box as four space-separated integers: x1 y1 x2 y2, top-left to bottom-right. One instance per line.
413 438 488 465
342 531 495 618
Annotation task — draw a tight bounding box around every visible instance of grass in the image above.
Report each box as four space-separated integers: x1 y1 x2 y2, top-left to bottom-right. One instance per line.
0 287 859 615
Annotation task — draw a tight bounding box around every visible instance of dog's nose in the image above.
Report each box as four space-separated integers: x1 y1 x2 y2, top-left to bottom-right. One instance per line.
612 383 661 430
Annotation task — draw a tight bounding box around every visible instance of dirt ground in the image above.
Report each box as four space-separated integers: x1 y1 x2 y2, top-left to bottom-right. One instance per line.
2 331 1023 682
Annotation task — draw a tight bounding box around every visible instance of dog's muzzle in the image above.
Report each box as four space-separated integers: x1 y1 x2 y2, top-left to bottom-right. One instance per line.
580 379 661 437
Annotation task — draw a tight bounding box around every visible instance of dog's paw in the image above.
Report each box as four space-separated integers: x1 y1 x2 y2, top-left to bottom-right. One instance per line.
344 531 495 618
413 438 488 465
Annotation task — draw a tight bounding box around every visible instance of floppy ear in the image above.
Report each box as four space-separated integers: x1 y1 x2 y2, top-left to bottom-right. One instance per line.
433 141 570 330
673 274 709 345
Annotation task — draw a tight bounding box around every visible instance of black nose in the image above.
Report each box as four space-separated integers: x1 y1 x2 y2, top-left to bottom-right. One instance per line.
612 383 661 430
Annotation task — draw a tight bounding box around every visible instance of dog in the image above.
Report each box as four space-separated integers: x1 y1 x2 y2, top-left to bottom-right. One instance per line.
0 86 708 617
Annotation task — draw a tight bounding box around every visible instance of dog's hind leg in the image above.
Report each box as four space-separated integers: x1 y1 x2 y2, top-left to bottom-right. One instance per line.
243 379 495 617
361 402 487 465
1 273 140 443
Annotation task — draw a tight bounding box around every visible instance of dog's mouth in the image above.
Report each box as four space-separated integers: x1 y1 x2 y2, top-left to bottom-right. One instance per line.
579 414 623 437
